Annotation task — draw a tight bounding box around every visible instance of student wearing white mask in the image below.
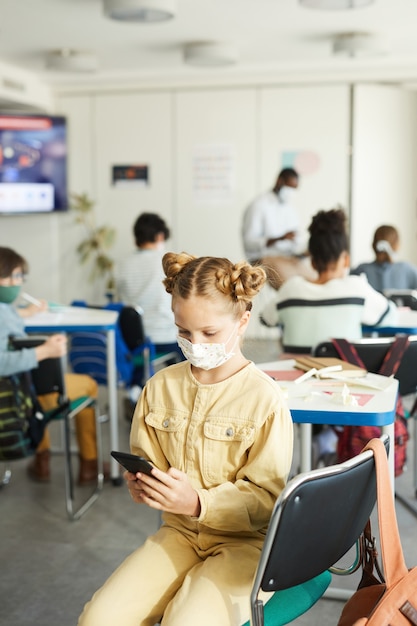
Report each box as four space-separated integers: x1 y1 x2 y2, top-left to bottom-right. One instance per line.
242 167 302 263
78 252 293 626
351 225 417 293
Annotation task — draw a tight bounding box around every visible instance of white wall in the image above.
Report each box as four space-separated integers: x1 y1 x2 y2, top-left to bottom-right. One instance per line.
350 84 417 267
175 88 257 261
259 85 351 245
2 81 416 337
94 91 174 260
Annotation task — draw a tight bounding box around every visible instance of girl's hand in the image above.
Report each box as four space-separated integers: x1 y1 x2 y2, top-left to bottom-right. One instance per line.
125 467 201 517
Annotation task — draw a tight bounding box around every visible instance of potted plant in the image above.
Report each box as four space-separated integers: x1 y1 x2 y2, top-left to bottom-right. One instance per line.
70 192 116 295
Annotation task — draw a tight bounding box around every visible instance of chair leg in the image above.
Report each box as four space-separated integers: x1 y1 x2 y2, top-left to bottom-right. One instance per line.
63 402 104 521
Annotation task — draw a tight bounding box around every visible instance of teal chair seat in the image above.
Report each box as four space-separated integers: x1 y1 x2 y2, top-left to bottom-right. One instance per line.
241 570 331 626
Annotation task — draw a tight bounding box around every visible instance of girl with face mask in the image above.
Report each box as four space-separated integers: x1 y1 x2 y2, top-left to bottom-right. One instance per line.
0 246 108 485
78 253 294 626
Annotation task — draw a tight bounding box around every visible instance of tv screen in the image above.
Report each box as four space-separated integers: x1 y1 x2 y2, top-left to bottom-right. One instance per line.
0 114 68 215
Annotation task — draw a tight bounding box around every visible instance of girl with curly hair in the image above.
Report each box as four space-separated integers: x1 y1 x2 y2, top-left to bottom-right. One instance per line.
79 252 293 626
261 208 397 353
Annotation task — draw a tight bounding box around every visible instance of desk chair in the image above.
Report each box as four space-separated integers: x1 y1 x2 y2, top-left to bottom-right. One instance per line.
117 305 181 383
245 437 385 626
2 336 104 521
384 289 417 310
69 302 180 422
313 336 417 513
313 335 417 397
69 302 179 388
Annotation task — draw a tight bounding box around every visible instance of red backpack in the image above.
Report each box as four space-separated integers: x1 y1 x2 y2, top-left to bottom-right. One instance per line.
331 336 409 477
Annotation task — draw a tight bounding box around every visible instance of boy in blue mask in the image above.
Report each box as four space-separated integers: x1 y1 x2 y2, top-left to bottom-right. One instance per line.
0 246 107 484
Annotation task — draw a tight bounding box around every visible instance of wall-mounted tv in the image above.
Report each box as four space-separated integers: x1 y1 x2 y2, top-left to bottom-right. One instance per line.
0 114 68 215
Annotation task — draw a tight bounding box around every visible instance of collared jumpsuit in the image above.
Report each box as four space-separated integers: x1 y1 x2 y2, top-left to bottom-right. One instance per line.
78 360 293 626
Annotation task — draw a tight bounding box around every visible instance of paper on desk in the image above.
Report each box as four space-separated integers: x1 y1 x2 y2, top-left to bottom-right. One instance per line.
312 372 394 391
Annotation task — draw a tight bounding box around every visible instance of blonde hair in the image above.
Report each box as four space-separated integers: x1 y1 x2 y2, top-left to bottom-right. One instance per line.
162 252 267 317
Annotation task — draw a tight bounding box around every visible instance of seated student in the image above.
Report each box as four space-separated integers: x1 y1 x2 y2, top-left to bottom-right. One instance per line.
0 246 108 484
260 208 397 353
351 224 417 293
78 252 293 626
115 212 183 362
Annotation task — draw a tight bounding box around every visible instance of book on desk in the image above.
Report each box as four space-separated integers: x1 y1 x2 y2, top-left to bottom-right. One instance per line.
294 356 367 378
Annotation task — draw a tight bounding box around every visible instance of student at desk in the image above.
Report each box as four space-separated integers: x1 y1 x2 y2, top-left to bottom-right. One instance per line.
0 246 108 485
351 224 417 293
260 208 398 466
260 208 397 353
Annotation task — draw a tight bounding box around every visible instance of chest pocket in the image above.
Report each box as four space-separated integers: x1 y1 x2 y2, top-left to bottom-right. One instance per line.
145 411 187 466
203 419 256 485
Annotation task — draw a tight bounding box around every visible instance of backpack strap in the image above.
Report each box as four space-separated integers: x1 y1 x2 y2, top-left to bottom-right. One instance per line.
331 335 409 376
377 334 409 377
331 338 366 368
364 438 408 588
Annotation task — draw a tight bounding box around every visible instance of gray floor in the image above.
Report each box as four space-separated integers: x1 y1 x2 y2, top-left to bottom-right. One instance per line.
1 339 417 626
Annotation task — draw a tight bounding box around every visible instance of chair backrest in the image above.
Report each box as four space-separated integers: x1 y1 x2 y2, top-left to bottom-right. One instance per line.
252 437 388 597
384 289 417 310
67 343 109 386
31 357 66 396
118 306 148 351
9 336 65 396
69 301 135 386
313 336 417 396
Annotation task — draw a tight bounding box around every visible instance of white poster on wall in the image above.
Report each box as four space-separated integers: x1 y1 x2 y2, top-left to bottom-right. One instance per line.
192 143 235 206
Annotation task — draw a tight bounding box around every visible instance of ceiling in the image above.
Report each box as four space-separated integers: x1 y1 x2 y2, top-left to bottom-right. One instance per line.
2 0 417 90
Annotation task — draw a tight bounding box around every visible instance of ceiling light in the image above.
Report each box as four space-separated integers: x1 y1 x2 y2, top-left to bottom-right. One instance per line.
299 0 374 8
184 43 238 68
332 32 389 57
103 0 177 22
46 49 98 72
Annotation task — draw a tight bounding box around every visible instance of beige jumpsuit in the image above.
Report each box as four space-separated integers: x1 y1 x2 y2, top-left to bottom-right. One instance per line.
78 361 293 626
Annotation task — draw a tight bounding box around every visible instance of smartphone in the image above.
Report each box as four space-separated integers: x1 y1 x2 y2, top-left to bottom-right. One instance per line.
111 451 156 477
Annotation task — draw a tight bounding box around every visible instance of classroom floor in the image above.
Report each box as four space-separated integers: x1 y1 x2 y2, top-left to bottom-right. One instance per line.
1 339 417 626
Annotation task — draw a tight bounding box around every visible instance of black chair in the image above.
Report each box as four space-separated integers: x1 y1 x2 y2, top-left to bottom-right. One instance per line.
244 436 387 626
118 305 181 383
2 336 104 521
384 289 417 310
312 335 417 397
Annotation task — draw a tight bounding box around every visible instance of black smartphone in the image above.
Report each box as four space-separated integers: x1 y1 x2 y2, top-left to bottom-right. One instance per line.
111 451 156 477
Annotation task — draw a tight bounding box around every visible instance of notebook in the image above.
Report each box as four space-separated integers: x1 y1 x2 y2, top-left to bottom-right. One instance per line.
294 356 367 378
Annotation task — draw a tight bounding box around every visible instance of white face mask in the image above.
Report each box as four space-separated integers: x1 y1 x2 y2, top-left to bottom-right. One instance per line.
177 325 239 371
278 185 297 204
